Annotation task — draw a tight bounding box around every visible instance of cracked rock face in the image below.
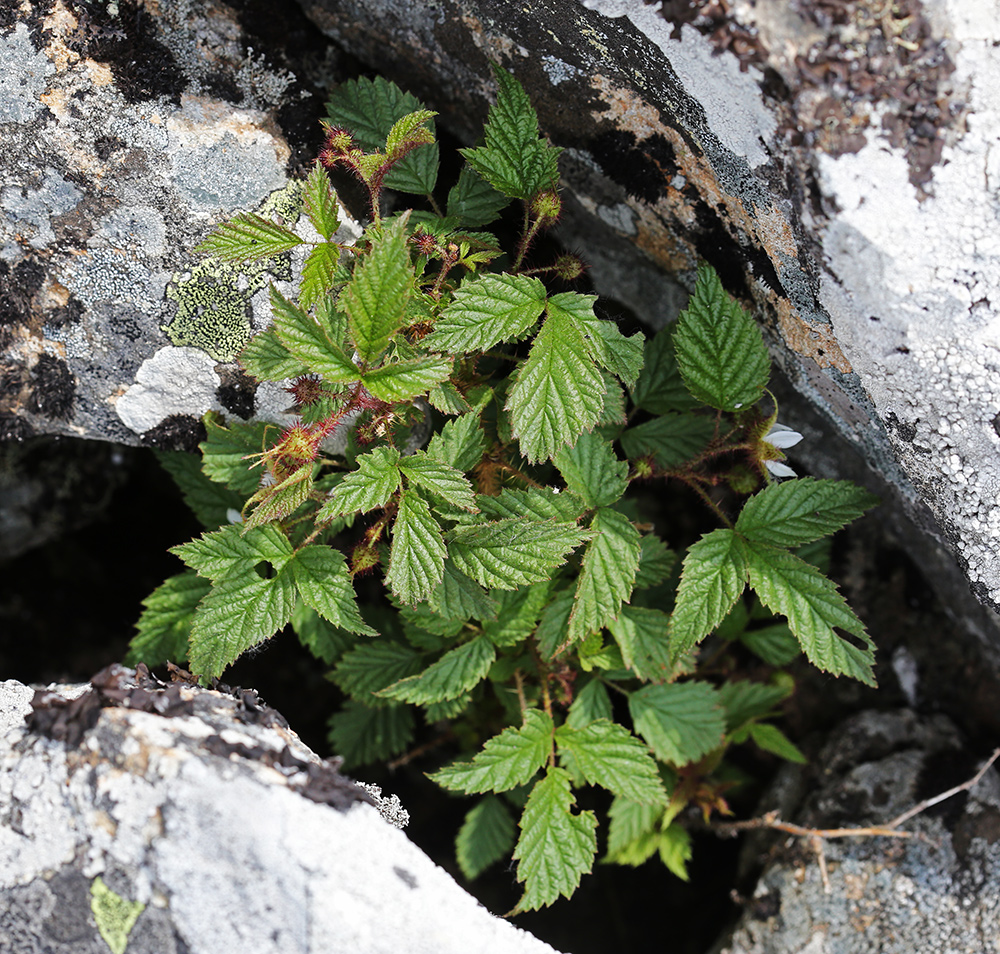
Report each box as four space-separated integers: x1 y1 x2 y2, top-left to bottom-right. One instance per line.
0 668 560 954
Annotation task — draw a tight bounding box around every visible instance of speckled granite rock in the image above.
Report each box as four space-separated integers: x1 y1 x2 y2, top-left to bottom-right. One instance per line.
714 709 1000 954
0 669 561 954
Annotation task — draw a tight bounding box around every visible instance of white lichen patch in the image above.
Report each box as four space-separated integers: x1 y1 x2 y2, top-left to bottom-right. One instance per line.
1 169 81 249
0 22 56 123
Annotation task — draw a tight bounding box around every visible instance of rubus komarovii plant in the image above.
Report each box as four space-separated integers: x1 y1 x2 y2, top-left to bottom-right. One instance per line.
129 65 879 912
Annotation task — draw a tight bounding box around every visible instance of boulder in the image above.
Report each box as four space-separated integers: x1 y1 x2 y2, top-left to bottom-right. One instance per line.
0 667 561 954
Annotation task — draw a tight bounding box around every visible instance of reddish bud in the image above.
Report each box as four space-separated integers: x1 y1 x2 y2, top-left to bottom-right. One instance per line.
552 254 585 281
284 374 326 410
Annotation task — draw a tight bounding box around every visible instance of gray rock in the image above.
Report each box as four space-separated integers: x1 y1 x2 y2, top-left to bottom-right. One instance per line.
0 670 562 954
715 710 1000 954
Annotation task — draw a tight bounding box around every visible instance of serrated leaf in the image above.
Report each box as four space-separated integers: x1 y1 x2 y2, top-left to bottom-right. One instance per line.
513 767 597 911
428 562 497 621
425 273 546 353
385 109 437 158
736 478 879 549
238 327 309 382
608 605 674 683
620 413 715 469
154 450 245 531
200 415 271 496
548 292 643 388
188 570 296 678
291 602 354 666
302 162 340 240
289 544 375 636
716 680 791 733
326 76 439 194
387 489 447 604
195 212 303 262
740 622 801 666
269 285 360 384
460 66 561 201
331 639 422 704
567 678 613 728
457 796 517 880
328 700 415 769
447 165 511 227
475 488 584 522
317 446 401 519
669 529 749 657
344 216 414 362
242 462 314 529
362 356 453 402
448 518 587 591
658 824 692 881
534 587 576 659
606 796 662 866
743 541 876 685
427 410 487 472
506 305 606 462
429 708 553 793
569 508 640 640
481 582 552 647
630 324 700 413
748 722 807 763
628 682 725 766
300 243 342 311
634 534 677 589
172 523 293 582
380 635 495 704
554 431 628 509
126 570 209 667
555 721 666 804
399 451 478 512
673 263 770 412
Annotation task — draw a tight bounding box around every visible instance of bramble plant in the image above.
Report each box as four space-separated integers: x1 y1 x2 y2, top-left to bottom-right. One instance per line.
129 66 879 912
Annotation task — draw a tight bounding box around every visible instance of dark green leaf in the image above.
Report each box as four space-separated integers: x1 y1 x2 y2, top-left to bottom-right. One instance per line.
154 449 245 530
555 721 666 804
289 544 375 635
317 446 401 519
447 165 511 227
428 562 497 622
748 722 807 763
620 413 715 469
380 635 495 704
200 414 271 496
716 680 791 733
172 523 293 582
195 212 303 262
566 678 613 728
269 285 360 384
630 324 699 413
386 489 447 604
481 583 552 647
427 410 487 472
608 606 674 683
327 700 415 769
740 623 801 666
628 681 725 766
361 356 452 402
554 431 628 509
331 639 422 704
126 570 209 667
291 602 354 666
606 796 662 866
238 327 309 382
634 533 677 589
302 162 340 240
456 796 517 880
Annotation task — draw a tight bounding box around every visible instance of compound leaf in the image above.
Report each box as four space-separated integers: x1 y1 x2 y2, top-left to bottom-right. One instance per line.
456 796 517 880
555 721 666 804
380 635 495 704
302 161 341 240
628 681 725 766
399 451 478 512
428 562 497 622
289 544 375 635
238 327 308 382
317 446 401 519
172 523 293 582
386 489 447 605
127 570 209 667
361 356 453 403
269 285 360 384
427 410 487 473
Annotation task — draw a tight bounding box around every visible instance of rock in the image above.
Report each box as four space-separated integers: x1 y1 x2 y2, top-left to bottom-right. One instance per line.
0 667 561 954
714 709 1000 954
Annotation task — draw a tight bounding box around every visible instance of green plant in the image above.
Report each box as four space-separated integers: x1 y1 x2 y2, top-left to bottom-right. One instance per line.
129 66 878 912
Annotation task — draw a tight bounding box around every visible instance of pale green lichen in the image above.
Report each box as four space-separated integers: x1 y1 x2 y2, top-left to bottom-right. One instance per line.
163 181 302 361
90 877 144 954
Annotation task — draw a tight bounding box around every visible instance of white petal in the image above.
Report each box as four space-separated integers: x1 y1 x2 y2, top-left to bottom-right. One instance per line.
226 508 245 524
765 460 797 479
765 423 804 449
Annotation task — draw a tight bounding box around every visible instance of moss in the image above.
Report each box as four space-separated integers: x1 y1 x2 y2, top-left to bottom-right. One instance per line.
27 354 75 420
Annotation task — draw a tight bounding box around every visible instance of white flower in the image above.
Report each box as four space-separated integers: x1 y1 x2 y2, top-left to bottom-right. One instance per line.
764 459 798 479
762 423 803 479
226 508 244 524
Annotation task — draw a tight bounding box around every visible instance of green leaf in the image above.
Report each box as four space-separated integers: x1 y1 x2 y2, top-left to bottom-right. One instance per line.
475 487 584 522
569 508 640 639
634 534 677 589
242 462 314 529
608 606 673 683
620 413 715 469
361 356 453 402
716 680 791 733
317 446 401 519
126 570 209 667
344 216 414 362
628 682 725 766
481 583 552 647
549 293 643 388
460 65 561 200
555 721 666 804
456 796 517 880
172 523 293 582
300 243 342 311
328 700 415 769
427 410 487 473
673 263 770 412
743 542 876 685
380 636 495 704
425 273 547 354
302 162 340 240
534 587 576 659
326 76 439 195
289 544 375 636
188 569 297 678
748 722 807 763
428 562 497 621
513 767 597 911
332 639 422 704
269 285 360 384
567 677 613 728
740 623 801 666
447 165 511 227
736 478 879 549
238 327 309 382
669 529 749 657
630 324 699 413
195 212 303 262
291 602 354 666
385 109 437 159
606 796 662 866
154 450 245 531
386 489 447 604
507 304 607 462
200 415 271 496
554 431 628 509
658 824 693 881
429 708 553 794
399 451 478 512
448 518 588 590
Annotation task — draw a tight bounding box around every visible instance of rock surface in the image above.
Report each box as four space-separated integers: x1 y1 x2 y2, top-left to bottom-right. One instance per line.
715 709 1000 954
0 668 561 954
